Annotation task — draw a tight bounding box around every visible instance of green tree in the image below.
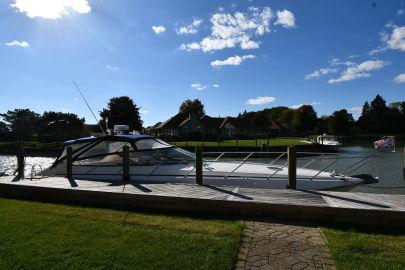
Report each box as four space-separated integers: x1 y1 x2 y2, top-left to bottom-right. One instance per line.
368 95 388 133
40 112 85 141
100 96 143 132
0 121 8 134
327 109 354 135
0 109 40 142
277 108 294 124
292 105 317 135
358 101 371 133
179 99 205 117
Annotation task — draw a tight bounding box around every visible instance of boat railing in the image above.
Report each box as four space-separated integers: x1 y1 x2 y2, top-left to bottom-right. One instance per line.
201 151 377 180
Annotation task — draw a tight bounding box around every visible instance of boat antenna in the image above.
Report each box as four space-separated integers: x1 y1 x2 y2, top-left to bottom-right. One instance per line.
73 81 106 135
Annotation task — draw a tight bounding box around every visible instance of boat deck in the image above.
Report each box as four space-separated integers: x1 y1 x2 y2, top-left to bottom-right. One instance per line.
0 176 404 228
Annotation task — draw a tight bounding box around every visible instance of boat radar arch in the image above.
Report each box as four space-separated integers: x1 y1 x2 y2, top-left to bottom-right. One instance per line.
113 125 130 135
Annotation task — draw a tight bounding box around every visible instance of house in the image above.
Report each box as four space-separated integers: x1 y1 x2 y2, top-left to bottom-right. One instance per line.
154 113 292 139
155 113 187 137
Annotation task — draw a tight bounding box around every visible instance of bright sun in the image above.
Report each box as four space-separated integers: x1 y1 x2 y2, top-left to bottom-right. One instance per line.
11 0 91 19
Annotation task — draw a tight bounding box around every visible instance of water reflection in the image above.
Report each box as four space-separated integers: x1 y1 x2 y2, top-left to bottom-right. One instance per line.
0 155 55 177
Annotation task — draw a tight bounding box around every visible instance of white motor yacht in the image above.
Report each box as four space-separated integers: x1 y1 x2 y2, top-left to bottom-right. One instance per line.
316 134 342 152
42 130 370 190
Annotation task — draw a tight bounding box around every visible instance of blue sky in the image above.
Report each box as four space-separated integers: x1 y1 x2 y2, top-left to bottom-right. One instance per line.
0 0 404 127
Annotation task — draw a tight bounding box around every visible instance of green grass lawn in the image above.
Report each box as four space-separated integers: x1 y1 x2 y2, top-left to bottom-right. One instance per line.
321 227 405 270
0 198 243 270
172 137 311 147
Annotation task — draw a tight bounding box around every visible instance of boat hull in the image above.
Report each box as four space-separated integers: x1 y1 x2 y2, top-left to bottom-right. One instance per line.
44 161 364 190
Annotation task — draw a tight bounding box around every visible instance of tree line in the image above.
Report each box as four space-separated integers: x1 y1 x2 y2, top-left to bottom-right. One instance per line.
1 94 403 143
177 95 405 136
0 96 143 142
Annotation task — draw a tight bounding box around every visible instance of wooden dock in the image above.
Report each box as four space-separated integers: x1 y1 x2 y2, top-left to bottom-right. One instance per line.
0 176 404 229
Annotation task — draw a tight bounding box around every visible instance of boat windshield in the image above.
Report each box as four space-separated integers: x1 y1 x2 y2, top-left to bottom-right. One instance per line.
134 138 171 150
318 135 337 141
65 138 194 166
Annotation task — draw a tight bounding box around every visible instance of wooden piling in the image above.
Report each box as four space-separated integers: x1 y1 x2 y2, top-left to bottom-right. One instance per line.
123 145 130 182
66 146 72 179
16 147 25 179
287 146 297 189
195 146 203 185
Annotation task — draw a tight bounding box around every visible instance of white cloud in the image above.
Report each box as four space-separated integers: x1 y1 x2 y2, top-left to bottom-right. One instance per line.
211 54 256 68
140 110 149 114
180 7 295 53
152 25 166 34
386 25 405 51
11 0 91 19
398 9 404 16
328 60 386 84
274 10 296 28
305 67 337 79
369 47 386 55
212 84 219 88
106 65 119 71
5 40 29 47
370 25 405 55
349 107 362 114
291 101 322 109
246 96 276 105
394 73 405 83
329 58 355 67
177 19 203 35
191 83 207 91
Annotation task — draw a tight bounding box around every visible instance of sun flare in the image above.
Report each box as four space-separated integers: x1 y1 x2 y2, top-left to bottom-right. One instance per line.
11 0 91 19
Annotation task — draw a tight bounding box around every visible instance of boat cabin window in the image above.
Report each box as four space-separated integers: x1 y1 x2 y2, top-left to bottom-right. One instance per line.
134 138 171 150
80 141 133 158
57 142 94 161
136 147 195 162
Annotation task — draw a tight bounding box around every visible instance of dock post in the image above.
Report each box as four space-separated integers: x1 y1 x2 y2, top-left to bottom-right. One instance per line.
195 146 203 185
403 147 405 180
66 146 72 179
16 147 25 179
123 145 130 182
287 146 297 189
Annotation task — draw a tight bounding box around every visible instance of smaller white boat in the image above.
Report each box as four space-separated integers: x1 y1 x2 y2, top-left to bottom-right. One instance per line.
316 134 341 152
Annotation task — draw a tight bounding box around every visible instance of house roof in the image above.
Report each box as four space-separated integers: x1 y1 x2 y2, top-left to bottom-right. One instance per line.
156 113 187 129
200 115 225 129
220 117 251 129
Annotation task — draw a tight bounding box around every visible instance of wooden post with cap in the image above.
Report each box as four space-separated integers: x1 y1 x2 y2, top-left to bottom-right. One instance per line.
403 147 405 180
123 145 130 182
287 146 297 189
66 146 73 179
195 146 203 185
17 147 25 179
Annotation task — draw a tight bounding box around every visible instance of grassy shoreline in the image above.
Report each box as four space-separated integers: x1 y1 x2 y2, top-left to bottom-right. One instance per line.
0 198 243 270
171 138 310 147
1 197 405 269
321 227 405 270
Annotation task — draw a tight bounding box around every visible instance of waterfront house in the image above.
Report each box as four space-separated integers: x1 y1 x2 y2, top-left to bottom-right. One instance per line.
152 114 290 139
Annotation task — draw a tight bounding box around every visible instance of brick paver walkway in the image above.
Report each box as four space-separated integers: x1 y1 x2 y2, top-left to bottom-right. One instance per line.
235 221 336 270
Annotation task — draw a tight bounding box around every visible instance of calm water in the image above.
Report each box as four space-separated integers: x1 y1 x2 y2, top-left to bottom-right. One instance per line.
0 143 404 194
